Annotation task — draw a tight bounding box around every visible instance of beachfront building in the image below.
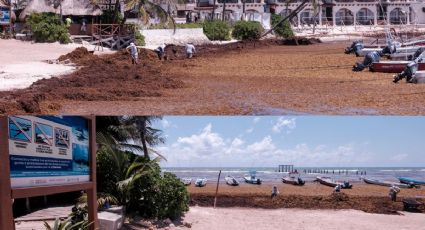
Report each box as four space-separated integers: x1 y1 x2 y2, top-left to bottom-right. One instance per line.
192 0 425 26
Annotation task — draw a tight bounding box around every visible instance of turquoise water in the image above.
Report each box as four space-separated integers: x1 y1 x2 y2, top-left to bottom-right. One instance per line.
163 167 425 183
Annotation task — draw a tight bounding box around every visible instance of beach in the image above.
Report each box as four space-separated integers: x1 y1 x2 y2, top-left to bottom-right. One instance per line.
174 207 425 230
2 39 425 114
188 183 425 214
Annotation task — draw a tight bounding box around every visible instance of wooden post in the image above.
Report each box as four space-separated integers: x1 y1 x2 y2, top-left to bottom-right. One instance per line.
213 170 222 208
0 116 15 230
87 116 98 230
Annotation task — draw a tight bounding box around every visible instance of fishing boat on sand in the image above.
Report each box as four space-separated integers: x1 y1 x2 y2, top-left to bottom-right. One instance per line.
370 61 425 73
316 176 352 189
181 178 192 186
398 177 425 186
225 175 239 186
195 178 207 187
244 171 262 185
282 173 305 186
363 177 412 188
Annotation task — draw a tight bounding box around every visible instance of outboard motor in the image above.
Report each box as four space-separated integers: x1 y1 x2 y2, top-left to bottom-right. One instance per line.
408 47 425 61
353 51 381 71
393 61 418 83
345 40 364 57
381 42 397 56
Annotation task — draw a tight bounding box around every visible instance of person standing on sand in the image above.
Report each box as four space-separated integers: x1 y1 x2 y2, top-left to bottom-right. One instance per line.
185 42 196 59
271 185 279 199
126 43 138 65
389 185 400 202
334 184 341 193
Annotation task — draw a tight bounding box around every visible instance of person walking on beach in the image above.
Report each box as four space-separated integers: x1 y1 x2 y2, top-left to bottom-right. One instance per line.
126 43 138 65
389 185 400 202
271 185 279 199
185 42 196 59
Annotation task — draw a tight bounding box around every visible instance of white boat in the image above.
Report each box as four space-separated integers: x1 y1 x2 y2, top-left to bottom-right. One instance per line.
244 171 262 185
181 178 192 186
225 176 239 186
195 178 207 187
316 176 352 189
363 177 412 188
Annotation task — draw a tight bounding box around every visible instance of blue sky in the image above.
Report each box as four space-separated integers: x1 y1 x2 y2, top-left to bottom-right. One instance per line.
153 116 425 168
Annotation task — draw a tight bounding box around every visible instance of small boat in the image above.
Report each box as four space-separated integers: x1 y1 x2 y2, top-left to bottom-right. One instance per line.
316 177 352 189
282 173 305 186
363 177 412 188
398 177 425 186
370 61 425 73
181 178 192 186
225 176 239 186
195 178 207 187
244 171 262 185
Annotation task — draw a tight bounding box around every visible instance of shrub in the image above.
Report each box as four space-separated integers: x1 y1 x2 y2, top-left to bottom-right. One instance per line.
124 158 189 220
134 29 145 46
271 14 294 39
203 20 231 41
231 20 264 40
26 13 71 44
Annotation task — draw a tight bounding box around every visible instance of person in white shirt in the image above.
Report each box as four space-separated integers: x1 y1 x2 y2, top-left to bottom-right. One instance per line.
126 43 138 65
185 43 196 59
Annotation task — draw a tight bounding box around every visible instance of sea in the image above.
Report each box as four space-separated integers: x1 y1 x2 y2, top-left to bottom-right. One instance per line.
162 167 425 184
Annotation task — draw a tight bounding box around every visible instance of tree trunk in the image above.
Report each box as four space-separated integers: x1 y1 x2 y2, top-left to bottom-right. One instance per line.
212 0 216 20
222 0 226 21
140 120 149 159
262 0 309 37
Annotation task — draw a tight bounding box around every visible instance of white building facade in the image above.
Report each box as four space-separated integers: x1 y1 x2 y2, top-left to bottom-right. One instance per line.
192 0 425 26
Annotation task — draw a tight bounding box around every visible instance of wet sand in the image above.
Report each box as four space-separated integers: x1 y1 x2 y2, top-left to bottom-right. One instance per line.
2 40 425 114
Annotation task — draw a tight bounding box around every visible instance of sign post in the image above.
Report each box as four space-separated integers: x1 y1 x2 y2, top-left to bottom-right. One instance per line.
0 116 98 230
0 116 14 230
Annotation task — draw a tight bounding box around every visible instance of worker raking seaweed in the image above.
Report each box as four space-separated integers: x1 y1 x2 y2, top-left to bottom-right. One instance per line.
126 43 139 65
185 42 196 59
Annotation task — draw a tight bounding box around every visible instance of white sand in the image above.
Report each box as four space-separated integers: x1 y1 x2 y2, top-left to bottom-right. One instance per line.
0 39 112 91
175 207 425 230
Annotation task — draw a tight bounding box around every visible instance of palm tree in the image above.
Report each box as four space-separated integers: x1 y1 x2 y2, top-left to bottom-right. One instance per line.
262 0 319 37
122 116 166 160
123 0 177 28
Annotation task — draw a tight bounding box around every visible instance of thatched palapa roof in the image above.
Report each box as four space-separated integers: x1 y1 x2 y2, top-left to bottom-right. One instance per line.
20 0 102 20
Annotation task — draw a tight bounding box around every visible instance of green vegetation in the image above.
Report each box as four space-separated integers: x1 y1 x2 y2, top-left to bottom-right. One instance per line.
26 13 70 44
271 14 294 38
231 21 264 40
203 20 231 41
96 116 189 220
134 29 146 46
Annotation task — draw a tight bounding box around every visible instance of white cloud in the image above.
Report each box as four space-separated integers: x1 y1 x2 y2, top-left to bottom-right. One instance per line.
159 124 371 167
246 127 254 133
253 117 261 124
390 154 408 161
160 119 172 129
272 117 296 133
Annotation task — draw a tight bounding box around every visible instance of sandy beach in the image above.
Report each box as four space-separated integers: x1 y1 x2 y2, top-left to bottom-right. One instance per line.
174 206 425 230
2 39 425 115
187 183 425 214
0 40 113 91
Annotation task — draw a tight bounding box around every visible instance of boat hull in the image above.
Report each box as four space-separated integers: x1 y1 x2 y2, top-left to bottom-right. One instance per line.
225 177 239 186
398 177 425 185
363 178 411 188
370 62 425 73
282 177 305 186
244 177 262 185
